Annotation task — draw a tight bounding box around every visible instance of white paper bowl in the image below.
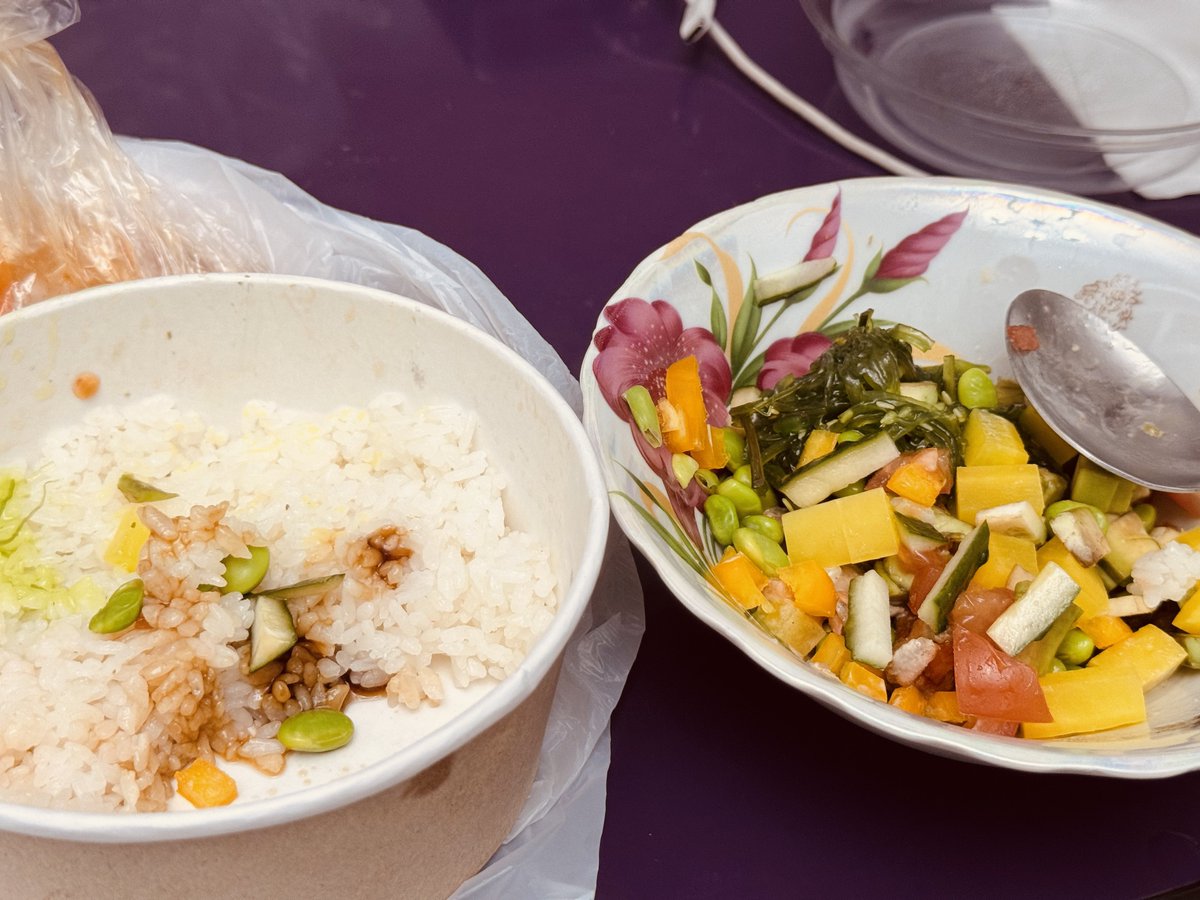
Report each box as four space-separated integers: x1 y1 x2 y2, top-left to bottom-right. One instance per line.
582 177 1200 778
0 273 608 897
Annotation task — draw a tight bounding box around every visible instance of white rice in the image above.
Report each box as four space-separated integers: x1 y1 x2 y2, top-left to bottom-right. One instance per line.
1129 541 1200 610
0 394 557 811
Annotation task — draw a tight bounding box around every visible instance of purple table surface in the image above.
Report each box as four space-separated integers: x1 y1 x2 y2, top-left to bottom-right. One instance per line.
51 1 1200 897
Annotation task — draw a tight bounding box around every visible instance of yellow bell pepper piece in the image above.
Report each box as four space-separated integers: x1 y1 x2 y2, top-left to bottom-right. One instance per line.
103 505 150 573
1087 624 1187 691
925 692 967 724
1036 537 1109 620
798 429 838 467
782 488 900 568
1177 527 1200 551
964 408 1029 467
1077 614 1134 649
663 356 708 453
955 464 1044 524
711 552 767 611
810 632 850 676
840 660 887 702
1022 666 1145 739
175 758 238 808
754 601 826 657
886 460 945 507
970 532 1039 590
1017 405 1077 468
1173 584 1200 635
888 685 926 715
777 560 837 618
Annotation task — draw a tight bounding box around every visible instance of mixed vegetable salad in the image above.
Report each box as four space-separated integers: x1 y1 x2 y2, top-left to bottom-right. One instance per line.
630 312 1200 739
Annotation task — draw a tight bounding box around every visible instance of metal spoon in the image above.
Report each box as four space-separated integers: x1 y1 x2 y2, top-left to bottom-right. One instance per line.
1005 289 1200 492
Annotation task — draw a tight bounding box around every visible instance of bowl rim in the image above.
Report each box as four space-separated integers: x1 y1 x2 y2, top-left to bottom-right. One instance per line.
0 272 611 841
582 175 1200 779
797 0 1200 142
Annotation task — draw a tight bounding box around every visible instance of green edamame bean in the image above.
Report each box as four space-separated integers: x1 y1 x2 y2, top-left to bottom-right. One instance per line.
1047 657 1067 674
732 527 789 577
732 465 780 509
1133 503 1157 532
89 578 144 634
277 708 354 753
957 367 997 409
716 478 763 517
221 546 270 595
721 429 746 469
704 495 739 546
741 514 784 544
1055 628 1095 667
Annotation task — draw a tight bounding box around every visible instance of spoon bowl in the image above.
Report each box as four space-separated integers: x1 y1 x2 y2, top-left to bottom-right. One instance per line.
1006 288 1200 492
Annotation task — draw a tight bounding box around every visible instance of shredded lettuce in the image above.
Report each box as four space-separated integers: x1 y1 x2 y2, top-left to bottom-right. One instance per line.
0 471 104 622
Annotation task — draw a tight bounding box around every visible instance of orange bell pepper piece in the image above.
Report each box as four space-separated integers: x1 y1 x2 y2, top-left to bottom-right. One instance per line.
840 660 887 701
175 758 238 808
711 552 767 610
1077 614 1134 649
925 691 967 724
810 632 850 675
888 684 926 715
778 560 837 618
663 356 708 453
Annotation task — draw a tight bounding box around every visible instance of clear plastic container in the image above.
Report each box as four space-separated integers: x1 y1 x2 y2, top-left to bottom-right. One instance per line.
799 0 1200 195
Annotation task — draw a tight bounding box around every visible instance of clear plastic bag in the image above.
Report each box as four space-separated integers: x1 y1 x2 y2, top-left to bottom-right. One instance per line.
0 0 261 312
0 2 645 893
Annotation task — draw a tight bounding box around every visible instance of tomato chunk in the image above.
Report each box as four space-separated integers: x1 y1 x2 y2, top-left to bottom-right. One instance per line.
949 587 1015 635
1167 492 1200 518
952 625 1052 723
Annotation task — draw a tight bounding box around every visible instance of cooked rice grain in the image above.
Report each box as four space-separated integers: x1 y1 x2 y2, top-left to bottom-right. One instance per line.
0 395 556 811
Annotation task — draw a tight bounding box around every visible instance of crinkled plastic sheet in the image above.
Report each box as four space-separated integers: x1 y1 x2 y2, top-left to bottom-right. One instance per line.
121 137 644 899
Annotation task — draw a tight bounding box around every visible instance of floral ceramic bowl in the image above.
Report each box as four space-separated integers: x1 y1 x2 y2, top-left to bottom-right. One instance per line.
581 177 1200 777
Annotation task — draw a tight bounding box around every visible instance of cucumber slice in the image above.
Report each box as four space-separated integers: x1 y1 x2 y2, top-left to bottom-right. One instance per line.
845 570 893 669
895 512 949 554
1100 512 1160 583
1016 602 1083 674
753 257 836 304
986 561 1082 656
880 556 914 592
1106 593 1156 616
974 501 1047 543
780 432 901 509
916 522 990 633
258 573 346 599
897 381 940 405
1179 635 1200 670
891 496 971 541
249 594 298 673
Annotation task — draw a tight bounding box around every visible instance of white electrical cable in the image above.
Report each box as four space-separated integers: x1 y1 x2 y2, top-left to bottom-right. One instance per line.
680 1 929 178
